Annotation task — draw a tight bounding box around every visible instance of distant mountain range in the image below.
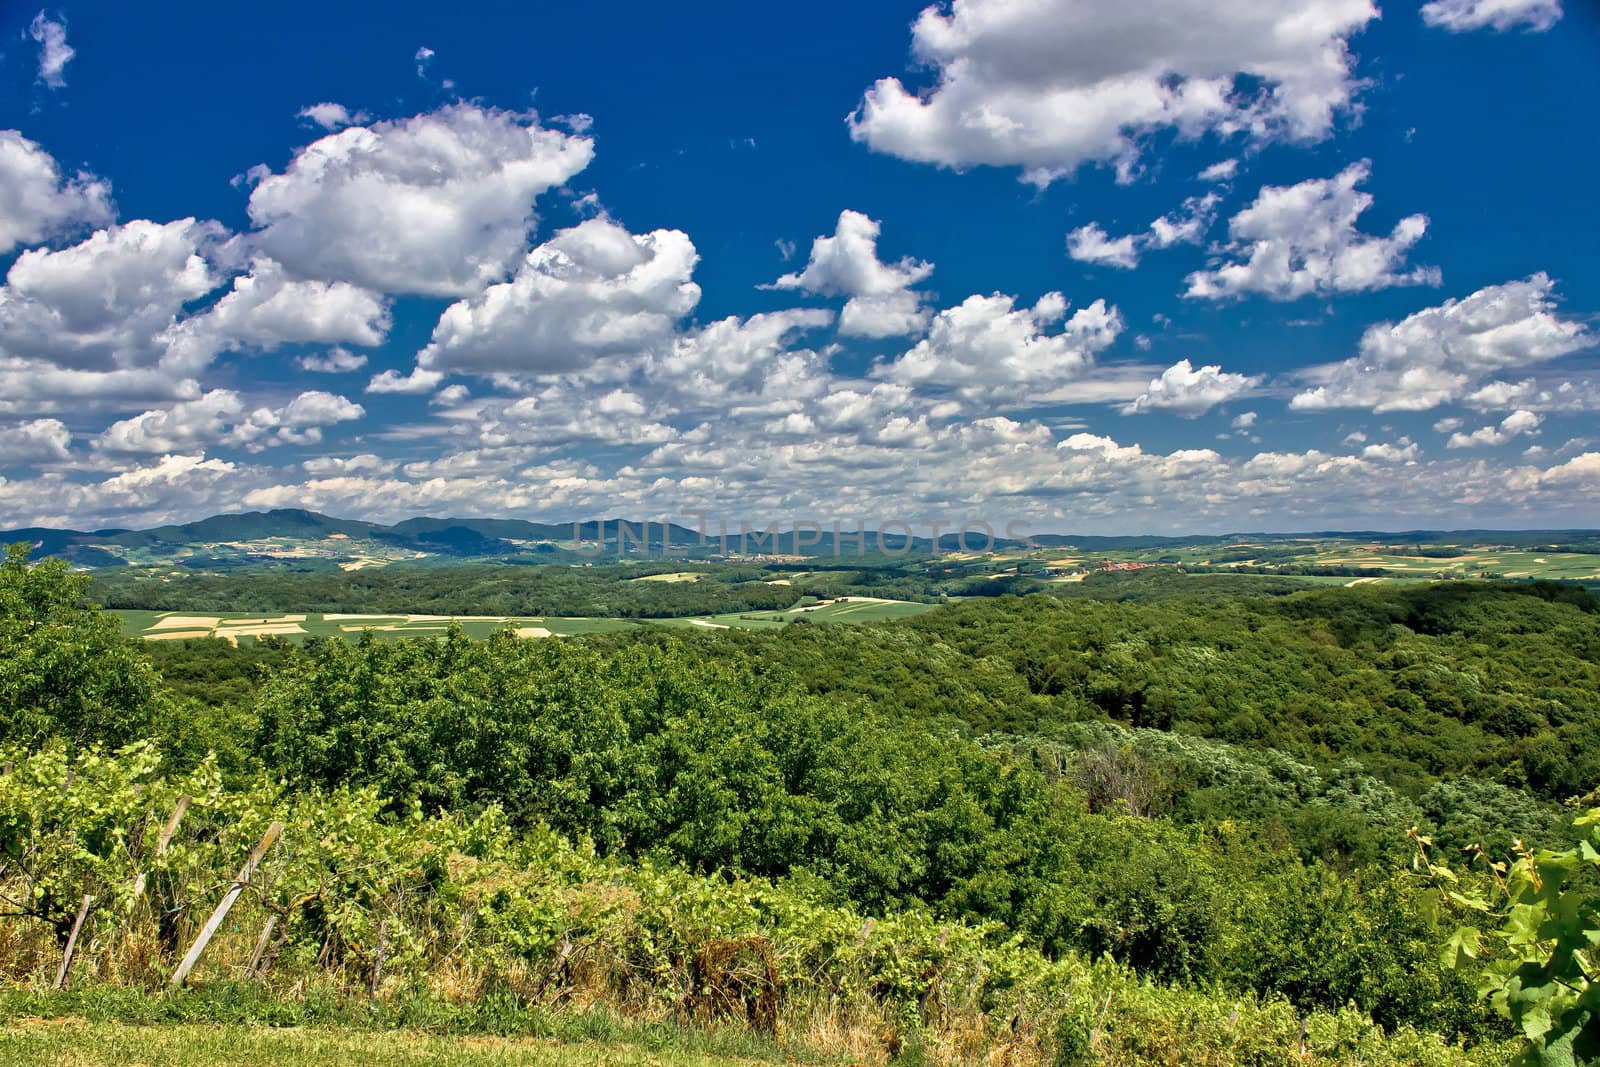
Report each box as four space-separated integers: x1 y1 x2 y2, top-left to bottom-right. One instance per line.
4 508 1598 569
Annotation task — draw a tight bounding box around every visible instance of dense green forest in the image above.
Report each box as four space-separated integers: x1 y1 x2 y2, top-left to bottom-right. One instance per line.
3 545 1597 1064
87 555 1277 617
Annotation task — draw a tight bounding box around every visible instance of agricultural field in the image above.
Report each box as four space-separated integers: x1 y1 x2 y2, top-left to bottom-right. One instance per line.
1006 540 1600 583
112 596 934 643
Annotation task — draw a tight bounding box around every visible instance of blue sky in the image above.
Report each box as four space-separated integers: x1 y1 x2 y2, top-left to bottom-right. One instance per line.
1 0 1597 533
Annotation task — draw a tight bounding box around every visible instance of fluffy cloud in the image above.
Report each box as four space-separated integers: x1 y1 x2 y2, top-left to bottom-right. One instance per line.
432 387 679 455
18 414 1600 531
1066 224 1139 269
303 453 394 476
1362 439 1420 463
1185 162 1437 301
0 417 71 466
1463 377 1600 413
95 389 364 454
297 347 369 373
94 390 244 453
769 210 932 297
1069 193 1219 269
0 217 394 413
1198 159 1239 182
29 12 74 90
649 309 835 410
1122 358 1261 415
367 366 445 394
297 102 370 130
1291 274 1592 411
849 0 1377 185
0 218 222 375
0 453 249 529
247 104 594 296
0 132 114 254
197 258 389 350
414 217 701 377
1447 409 1542 448
877 291 1121 405
769 210 933 338
839 290 932 339
1148 193 1221 249
1421 0 1562 32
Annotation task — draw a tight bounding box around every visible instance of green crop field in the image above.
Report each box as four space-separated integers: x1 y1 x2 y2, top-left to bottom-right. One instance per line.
112 596 934 644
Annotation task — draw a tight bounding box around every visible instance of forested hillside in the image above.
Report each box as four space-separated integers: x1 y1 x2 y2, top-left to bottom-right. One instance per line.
3 547 1597 1064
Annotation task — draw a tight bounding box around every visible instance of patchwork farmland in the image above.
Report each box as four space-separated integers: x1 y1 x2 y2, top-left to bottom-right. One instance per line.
113 596 934 644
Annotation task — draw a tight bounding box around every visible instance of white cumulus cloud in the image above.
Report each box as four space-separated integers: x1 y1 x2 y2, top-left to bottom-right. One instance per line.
769 209 933 297
196 258 389 350
96 389 364 454
1447 409 1542 448
849 0 1377 186
1067 224 1139 269
297 347 369 373
0 417 71 465
247 104 594 297
0 218 223 375
1070 192 1219 269
1291 274 1592 412
1122 358 1262 415
1185 162 1438 301
769 210 933 337
414 217 701 377
297 102 370 130
878 291 1121 406
0 131 113 254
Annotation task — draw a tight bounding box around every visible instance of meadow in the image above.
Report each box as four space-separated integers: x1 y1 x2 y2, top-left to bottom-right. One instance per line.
0 1020 771 1067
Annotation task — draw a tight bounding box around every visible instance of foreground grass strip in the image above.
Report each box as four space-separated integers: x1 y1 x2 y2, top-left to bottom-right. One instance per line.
0 1020 771 1067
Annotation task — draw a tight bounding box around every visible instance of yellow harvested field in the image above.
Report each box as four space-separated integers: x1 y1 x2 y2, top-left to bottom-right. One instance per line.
790 596 896 613
220 623 306 637
515 626 553 638
686 619 729 628
144 630 214 641
323 613 405 621
630 572 701 583
149 615 222 630
765 578 792 585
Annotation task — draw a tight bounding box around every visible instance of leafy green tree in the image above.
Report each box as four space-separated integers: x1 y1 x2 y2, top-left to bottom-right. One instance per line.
0 544 163 748
1419 810 1600 1064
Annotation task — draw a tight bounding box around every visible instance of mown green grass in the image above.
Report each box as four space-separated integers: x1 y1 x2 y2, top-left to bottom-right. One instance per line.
0 985 819 1067
0 1021 771 1066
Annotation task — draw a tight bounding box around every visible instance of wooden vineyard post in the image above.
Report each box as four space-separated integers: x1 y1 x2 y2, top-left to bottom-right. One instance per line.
246 914 278 978
369 919 389 998
132 793 190 904
170 821 282 989
53 893 93 990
